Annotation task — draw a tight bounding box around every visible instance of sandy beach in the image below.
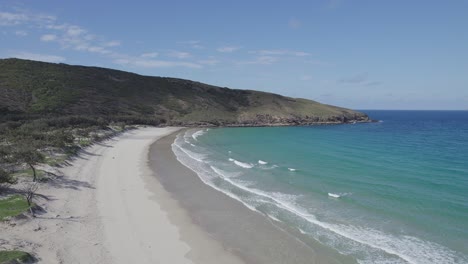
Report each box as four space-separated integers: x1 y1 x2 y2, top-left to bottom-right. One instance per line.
1 127 243 264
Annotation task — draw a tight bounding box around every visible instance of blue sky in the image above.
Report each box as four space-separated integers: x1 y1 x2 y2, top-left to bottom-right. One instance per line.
1 0 467 110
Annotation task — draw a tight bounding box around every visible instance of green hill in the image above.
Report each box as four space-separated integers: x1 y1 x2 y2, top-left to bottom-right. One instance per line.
0 58 370 126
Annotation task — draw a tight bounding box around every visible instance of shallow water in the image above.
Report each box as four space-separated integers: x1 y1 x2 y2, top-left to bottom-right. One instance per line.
172 110 468 264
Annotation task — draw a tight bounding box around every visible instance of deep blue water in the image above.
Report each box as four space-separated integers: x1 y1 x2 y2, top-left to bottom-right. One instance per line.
172 110 468 264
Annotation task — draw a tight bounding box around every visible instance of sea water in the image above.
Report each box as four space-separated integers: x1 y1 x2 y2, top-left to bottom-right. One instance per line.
172 110 468 264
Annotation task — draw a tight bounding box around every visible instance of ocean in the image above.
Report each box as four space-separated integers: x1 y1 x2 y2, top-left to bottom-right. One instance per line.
171 110 468 264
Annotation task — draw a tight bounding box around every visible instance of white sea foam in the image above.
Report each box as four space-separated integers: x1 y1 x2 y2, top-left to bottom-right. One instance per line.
288 168 297 172
191 129 206 141
234 160 254 168
328 193 341 198
258 160 268 165
258 164 278 170
174 144 205 163
228 158 254 168
172 142 259 213
210 166 241 178
183 130 192 140
266 214 282 222
173 135 206 162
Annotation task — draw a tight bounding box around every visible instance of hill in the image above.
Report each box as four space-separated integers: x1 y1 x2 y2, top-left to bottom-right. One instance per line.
0 58 370 126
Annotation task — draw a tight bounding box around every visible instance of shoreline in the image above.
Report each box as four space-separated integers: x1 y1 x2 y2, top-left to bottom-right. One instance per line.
93 127 244 264
149 129 355 264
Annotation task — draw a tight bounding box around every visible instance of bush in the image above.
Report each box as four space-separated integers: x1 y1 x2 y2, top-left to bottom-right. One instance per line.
0 169 16 185
0 250 35 263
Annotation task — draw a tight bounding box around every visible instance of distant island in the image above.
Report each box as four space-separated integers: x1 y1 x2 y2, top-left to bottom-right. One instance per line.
0 58 370 127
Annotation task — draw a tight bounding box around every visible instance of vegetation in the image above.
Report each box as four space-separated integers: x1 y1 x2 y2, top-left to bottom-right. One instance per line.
0 58 369 126
0 169 16 185
0 250 34 264
8 145 44 182
0 113 126 220
0 195 31 221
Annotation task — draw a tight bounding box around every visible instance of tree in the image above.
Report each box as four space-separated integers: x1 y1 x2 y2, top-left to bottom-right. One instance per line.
1 142 45 183
24 182 39 206
22 182 39 217
14 145 45 182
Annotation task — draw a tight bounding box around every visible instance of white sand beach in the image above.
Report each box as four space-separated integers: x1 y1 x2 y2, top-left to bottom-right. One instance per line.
1 127 243 264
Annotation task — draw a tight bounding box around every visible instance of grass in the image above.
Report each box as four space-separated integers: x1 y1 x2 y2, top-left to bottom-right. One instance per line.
11 169 45 181
0 250 34 263
0 195 31 221
75 137 92 147
44 155 67 167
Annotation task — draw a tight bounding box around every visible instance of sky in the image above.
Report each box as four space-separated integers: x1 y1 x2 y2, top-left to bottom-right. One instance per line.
1 0 467 110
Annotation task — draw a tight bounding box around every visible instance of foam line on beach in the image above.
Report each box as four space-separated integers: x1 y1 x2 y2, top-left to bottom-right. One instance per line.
227 158 254 169
191 129 206 141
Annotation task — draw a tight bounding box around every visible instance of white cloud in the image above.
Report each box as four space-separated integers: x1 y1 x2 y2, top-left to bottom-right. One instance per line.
217 46 241 53
47 23 67 30
243 56 278 65
288 18 301 29
87 46 111 54
42 22 117 55
300 75 312 81
40 34 57 42
3 9 203 70
0 11 55 26
140 52 159 58
0 12 29 26
104 40 120 47
251 49 310 57
168 51 191 59
66 25 86 37
15 30 27 36
12 52 65 63
178 40 203 49
114 57 202 69
198 59 219 65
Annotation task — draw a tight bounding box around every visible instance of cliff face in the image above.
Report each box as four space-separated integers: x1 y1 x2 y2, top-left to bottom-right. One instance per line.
0 58 370 126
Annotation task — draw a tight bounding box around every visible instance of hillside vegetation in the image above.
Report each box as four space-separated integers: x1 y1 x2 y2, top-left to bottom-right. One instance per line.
0 58 369 126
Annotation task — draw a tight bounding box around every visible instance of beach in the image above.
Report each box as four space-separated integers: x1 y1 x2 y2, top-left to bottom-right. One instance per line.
150 130 354 264
1 127 243 264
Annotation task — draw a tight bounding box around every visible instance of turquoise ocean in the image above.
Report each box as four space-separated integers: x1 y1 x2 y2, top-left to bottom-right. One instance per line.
171 110 468 264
